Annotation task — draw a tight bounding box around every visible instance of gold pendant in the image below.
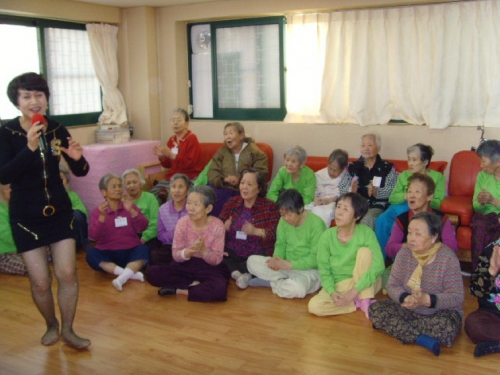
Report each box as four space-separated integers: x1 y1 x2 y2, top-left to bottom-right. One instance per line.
42 205 56 217
51 139 62 156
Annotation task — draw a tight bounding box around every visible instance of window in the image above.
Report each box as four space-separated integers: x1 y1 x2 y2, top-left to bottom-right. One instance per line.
188 17 286 121
0 15 101 126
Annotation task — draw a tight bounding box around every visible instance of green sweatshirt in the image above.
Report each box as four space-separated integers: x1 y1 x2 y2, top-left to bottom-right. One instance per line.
317 224 384 295
0 203 16 255
388 169 446 209
66 190 88 216
273 211 326 270
267 166 316 205
133 191 159 242
473 171 500 215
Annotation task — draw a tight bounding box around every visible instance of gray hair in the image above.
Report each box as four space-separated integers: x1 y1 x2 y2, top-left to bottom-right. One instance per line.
122 168 145 186
224 122 254 143
407 143 434 164
361 133 381 149
190 185 216 209
285 145 307 165
171 173 193 189
477 140 500 163
172 108 189 122
410 211 442 242
224 122 245 135
99 173 121 191
328 149 349 170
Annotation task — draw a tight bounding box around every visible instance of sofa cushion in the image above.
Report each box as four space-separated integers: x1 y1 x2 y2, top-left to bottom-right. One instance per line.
448 150 481 196
439 196 473 226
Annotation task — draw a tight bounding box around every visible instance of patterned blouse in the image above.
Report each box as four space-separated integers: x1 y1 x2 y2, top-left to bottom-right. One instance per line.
469 241 500 316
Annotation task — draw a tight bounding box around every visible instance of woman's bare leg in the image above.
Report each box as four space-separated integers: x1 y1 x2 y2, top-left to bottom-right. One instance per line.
50 238 90 349
21 247 59 346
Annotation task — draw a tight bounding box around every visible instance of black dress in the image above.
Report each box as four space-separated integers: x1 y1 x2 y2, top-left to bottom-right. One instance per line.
0 117 89 252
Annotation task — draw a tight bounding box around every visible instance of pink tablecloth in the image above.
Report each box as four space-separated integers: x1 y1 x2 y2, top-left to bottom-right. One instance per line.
71 140 159 214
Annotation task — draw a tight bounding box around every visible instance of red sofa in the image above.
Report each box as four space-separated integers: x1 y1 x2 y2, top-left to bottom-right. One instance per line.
141 142 274 190
305 156 448 174
439 150 482 262
305 156 448 229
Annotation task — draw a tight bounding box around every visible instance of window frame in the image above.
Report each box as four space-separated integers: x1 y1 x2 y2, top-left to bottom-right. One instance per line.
0 14 101 127
188 16 287 121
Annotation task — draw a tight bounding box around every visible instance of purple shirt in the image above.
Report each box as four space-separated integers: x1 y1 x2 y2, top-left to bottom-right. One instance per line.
89 202 148 250
157 200 188 244
225 206 262 257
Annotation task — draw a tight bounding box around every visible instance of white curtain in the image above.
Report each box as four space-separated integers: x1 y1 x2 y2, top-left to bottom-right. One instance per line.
285 13 329 123
86 23 128 125
285 0 500 128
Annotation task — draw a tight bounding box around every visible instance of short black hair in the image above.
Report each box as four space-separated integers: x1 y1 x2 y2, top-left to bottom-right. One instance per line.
171 173 193 190
407 172 436 196
7 72 50 106
410 211 442 242
336 192 369 223
240 168 267 197
276 189 304 214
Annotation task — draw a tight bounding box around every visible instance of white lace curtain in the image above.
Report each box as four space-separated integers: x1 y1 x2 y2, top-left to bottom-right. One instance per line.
86 23 128 125
285 0 500 128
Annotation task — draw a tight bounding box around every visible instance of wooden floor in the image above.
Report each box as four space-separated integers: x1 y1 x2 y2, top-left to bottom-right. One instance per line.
0 253 497 375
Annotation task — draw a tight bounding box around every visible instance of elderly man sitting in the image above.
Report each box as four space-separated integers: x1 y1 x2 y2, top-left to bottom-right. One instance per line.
338 133 397 229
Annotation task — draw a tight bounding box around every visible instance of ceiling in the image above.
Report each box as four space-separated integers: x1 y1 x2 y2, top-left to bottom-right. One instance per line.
72 0 231 8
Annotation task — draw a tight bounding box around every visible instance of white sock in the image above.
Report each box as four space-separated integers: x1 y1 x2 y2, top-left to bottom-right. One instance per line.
113 265 124 276
236 273 252 289
131 271 144 282
231 270 242 280
112 267 134 291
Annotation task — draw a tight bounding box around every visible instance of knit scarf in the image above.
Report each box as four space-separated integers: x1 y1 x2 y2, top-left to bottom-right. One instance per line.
407 242 441 291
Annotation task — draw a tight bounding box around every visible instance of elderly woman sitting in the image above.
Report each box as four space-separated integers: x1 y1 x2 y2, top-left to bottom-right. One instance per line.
465 239 500 357
246 189 326 299
339 133 397 229
0 183 27 275
219 169 280 289
147 186 230 302
385 173 457 259
122 168 159 248
375 143 446 252
149 173 191 266
308 192 384 319
208 122 268 217
151 108 203 202
86 173 150 291
305 149 348 227
369 212 464 356
470 140 500 270
267 145 316 205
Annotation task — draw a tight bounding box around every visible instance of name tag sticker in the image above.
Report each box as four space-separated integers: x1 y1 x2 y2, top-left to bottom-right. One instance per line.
172 146 179 155
236 231 247 240
372 176 382 188
115 216 128 227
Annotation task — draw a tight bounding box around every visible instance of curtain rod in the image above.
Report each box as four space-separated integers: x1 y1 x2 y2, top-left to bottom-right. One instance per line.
287 0 475 16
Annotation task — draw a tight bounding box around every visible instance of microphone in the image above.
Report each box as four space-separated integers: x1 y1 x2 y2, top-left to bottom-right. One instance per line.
31 114 49 153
